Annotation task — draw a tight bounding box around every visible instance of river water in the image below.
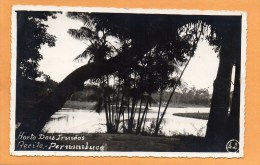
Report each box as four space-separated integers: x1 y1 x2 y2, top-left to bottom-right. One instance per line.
42 107 209 137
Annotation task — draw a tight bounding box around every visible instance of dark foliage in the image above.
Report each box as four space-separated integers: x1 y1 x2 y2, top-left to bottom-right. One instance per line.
17 11 60 80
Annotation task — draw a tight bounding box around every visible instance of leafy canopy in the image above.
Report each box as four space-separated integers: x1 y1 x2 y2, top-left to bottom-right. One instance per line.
17 11 60 80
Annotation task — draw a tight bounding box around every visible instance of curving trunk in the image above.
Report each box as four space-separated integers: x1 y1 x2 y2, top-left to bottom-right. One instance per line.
17 54 131 135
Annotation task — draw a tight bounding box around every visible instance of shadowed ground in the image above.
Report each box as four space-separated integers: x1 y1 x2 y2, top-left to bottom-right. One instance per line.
15 133 214 152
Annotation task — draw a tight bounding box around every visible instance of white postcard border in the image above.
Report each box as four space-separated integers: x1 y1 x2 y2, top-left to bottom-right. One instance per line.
10 5 247 157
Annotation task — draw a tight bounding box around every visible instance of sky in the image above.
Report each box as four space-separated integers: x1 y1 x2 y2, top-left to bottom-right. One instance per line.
39 13 221 94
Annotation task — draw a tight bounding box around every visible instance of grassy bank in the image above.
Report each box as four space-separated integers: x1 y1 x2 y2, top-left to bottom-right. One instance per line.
173 113 209 120
79 133 207 151
152 102 209 108
16 133 211 152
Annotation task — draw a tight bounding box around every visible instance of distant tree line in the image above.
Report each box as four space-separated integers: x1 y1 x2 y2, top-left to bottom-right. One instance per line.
69 85 211 107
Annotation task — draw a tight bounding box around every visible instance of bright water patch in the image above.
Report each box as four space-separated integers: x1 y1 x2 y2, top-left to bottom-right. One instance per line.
43 107 209 137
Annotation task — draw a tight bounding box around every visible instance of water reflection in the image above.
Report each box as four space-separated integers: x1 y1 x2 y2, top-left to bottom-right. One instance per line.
43 107 209 137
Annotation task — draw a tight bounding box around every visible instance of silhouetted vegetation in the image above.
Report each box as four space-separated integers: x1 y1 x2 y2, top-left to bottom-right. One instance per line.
66 85 211 108
15 11 242 152
16 11 59 124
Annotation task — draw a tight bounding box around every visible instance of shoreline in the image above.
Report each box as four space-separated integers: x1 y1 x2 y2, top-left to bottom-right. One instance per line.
173 113 209 120
63 100 209 110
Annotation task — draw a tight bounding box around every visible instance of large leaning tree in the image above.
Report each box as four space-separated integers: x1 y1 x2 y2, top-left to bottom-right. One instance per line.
66 12 201 134
16 13 196 134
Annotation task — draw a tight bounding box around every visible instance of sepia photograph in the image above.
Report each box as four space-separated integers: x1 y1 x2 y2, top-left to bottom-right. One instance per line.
10 6 246 157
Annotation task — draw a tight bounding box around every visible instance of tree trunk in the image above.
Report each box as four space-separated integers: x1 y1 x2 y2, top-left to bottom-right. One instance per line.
115 87 126 131
127 98 136 133
205 16 241 151
154 55 192 136
127 96 130 124
142 110 148 133
106 76 112 125
103 88 113 133
154 88 163 135
16 54 131 135
226 55 241 141
112 79 115 124
136 97 143 130
115 78 120 120
155 88 163 130
136 100 149 134
205 46 234 151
